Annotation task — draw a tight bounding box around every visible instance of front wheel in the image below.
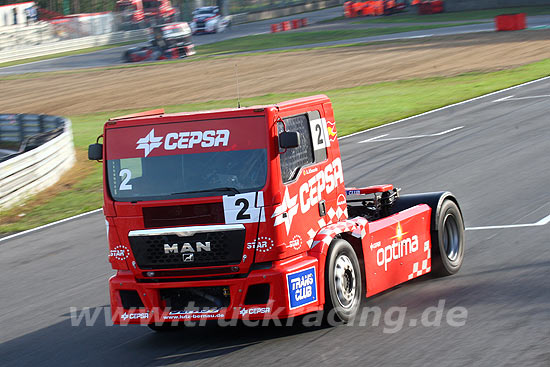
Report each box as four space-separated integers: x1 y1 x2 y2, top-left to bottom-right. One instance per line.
324 239 362 323
431 200 465 276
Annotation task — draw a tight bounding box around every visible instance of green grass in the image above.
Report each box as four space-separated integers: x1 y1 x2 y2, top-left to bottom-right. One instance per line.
352 5 550 24
0 40 146 69
1 58 549 233
195 23 479 55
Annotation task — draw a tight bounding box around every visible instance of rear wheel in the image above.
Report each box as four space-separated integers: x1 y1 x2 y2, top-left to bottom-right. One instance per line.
324 239 362 323
432 200 465 276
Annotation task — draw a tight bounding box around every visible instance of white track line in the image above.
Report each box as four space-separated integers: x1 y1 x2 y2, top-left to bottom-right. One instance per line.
466 213 550 231
0 209 103 243
492 95 514 103
340 75 550 141
358 126 463 143
493 94 550 102
2 76 550 243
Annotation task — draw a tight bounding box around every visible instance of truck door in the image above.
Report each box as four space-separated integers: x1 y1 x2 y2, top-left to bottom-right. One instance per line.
256 109 347 263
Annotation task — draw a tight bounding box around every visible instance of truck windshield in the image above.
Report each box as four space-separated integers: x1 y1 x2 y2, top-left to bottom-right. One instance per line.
143 0 160 10
117 4 136 11
105 116 268 202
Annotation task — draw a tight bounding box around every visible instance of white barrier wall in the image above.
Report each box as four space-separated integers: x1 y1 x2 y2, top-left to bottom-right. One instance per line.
0 1 35 27
0 118 76 210
0 28 148 63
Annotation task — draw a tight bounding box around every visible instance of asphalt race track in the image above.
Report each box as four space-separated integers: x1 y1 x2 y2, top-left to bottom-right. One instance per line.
1 77 549 366
2 11 549 75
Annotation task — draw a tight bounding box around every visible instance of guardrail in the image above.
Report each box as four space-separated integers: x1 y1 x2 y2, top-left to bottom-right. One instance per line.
0 22 55 52
0 28 148 64
0 114 76 210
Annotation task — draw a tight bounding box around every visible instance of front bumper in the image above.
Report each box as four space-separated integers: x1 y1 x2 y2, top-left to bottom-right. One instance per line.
110 255 321 324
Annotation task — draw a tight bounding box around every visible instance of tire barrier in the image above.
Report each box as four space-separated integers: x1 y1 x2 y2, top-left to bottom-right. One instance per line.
0 114 76 210
270 18 308 33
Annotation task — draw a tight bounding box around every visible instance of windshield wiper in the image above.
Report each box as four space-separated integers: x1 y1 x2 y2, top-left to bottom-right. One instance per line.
171 187 241 196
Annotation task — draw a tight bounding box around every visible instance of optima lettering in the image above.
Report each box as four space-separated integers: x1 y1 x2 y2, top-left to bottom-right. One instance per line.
377 235 419 271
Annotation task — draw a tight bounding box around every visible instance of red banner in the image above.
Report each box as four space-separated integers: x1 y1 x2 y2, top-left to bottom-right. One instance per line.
106 117 267 160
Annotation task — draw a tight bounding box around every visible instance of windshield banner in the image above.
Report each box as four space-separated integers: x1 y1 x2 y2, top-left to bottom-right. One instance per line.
107 117 266 160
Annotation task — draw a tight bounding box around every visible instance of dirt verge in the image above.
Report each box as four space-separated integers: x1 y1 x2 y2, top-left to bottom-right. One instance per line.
1 30 549 116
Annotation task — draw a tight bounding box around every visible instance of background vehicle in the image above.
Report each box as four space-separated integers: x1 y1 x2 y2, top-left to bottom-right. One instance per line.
88 95 465 329
190 6 230 34
123 22 195 62
115 0 144 29
115 0 177 29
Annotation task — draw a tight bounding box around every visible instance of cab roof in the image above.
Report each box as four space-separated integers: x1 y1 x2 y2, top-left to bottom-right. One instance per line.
107 95 330 125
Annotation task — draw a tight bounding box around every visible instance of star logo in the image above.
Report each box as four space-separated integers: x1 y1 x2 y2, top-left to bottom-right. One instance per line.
121 312 129 320
136 129 163 157
272 187 299 235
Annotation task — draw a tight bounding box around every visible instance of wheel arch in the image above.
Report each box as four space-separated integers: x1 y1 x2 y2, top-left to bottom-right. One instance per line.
390 191 464 231
308 218 368 306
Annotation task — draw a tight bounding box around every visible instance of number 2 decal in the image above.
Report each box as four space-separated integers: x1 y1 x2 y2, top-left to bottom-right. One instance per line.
223 192 265 224
119 169 133 191
309 117 329 151
235 198 251 220
315 124 324 145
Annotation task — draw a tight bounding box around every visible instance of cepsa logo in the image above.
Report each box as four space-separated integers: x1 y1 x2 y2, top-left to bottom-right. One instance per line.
136 128 230 157
272 158 344 234
299 157 344 214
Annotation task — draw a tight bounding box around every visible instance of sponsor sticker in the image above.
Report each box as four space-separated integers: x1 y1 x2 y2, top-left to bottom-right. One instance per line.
165 309 225 320
286 266 317 310
240 307 271 316
337 193 347 206
121 312 149 320
109 245 130 261
106 117 266 160
304 167 319 175
286 235 302 251
247 236 274 253
346 189 360 195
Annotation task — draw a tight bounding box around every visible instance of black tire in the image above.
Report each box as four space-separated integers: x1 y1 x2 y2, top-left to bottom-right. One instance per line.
123 50 132 63
324 239 362 323
431 200 465 276
147 322 183 332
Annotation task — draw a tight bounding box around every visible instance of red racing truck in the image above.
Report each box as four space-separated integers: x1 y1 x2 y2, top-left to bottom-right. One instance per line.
115 0 177 28
88 95 465 330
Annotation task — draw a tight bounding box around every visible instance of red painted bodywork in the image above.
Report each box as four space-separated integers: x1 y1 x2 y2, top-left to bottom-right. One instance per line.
116 0 175 24
99 95 436 324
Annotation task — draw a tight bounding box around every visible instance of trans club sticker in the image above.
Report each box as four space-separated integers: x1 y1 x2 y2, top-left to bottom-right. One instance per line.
286 266 317 310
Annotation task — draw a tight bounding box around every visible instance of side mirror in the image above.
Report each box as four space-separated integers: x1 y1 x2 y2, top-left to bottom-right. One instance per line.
279 131 300 149
88 143 103 161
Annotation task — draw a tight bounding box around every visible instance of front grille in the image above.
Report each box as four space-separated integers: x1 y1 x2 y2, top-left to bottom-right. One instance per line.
129 229 245 269
143 203 224 228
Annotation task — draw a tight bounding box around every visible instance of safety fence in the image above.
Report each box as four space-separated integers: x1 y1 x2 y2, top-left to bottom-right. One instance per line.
0 114 76 210
0 28 148 63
